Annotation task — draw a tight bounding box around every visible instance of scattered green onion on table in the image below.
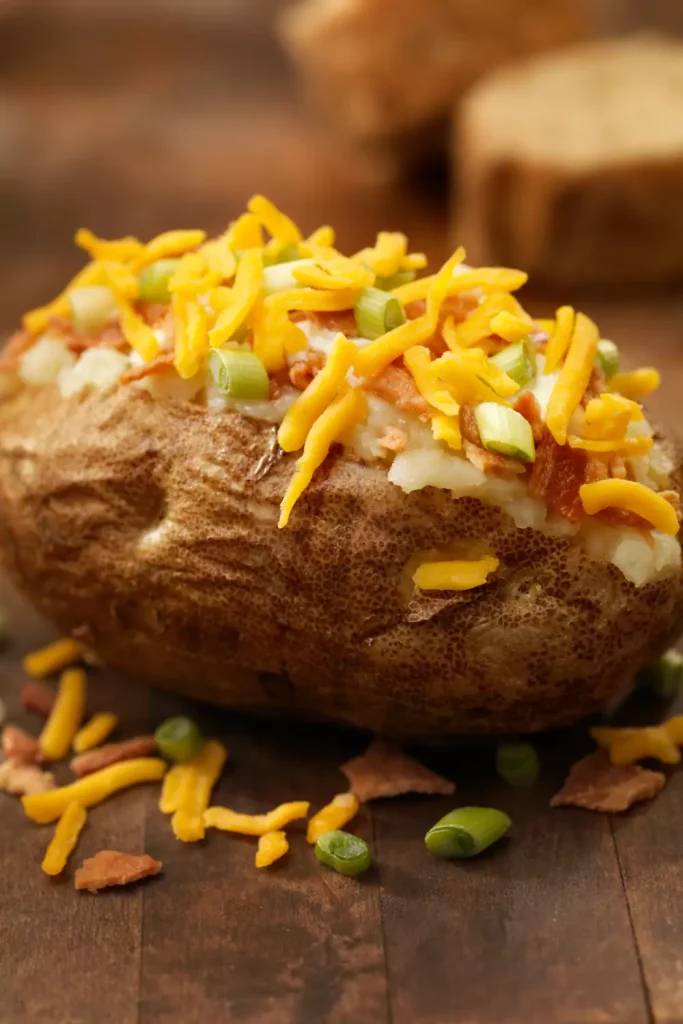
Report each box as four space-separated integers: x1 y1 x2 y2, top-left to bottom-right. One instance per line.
314 830 372 876
425 807 511 859
354 287 407 339
496 742 540 787
154 717 205 763
138 259 182 304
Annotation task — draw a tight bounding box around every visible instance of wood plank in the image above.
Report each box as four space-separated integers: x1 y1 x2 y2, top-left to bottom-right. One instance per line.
138 694 389 1024
0 585 150 1024
375 738 650 1024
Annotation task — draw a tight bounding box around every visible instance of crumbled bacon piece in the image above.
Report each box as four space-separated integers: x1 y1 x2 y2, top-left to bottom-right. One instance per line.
290 309 358 337
513 391 545 444
404 300 426 320
529 428 593 522
65 323 128 355
550 751 665 813
459 405 481 446
75 851 163 892
440 293 480 323
120 353 175 384
609 456 629 480
377 426 408 453
661 490 683 520
138 302 168 327
341 739 455 802
20 680 55 717
288 349 325 391
598 507 653 532
1 724 41 765
362 364 429 416
70 736 157 778
582 365 607 405
0 759 55 795
0 328 34 373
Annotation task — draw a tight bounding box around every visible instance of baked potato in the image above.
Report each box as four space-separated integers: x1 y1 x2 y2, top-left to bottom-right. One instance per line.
0 197 681 739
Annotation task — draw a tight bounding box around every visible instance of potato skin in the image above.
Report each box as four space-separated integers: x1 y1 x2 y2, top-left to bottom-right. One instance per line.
0 384 682 739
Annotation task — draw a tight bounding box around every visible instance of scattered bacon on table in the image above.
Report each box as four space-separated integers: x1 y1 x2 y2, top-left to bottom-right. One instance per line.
1 724 41 764
74 850 162 893
341 739 455 802
550 751 665 813
20 681 56 717
70 736 157 778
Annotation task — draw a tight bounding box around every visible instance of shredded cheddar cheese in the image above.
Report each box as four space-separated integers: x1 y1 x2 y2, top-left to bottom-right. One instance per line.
225 213 264 250
23 262 104 335
489 310 532 343
73 712 118 754
568 436 653 457
307 792 359 844
159 764 187 814
116 293 159 362
591 725 681 766
544 306 575 374
255 830 289 868
278 333 357 452
41 802 87 876
546 312 599 445
133 229 207 271
39 668 87 762
266 288 357 312
279 388 367 528
209 249 264 349
204 801 310 836
247 195 302 245
22 638 83 679
75 229 143 265
353 315 434 379
451 293 520 348
171 740 227 843
433 348 518 405
413 556 500 591
22 758 166 823
293 257 374 291
580 480 680 536
609 368 661 400
431 413 462 451
403 346 460 418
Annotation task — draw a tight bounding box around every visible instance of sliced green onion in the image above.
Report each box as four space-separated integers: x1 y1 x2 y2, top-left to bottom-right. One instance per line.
596 339 620 379
637 649 683 698
314 830 372 877
475 403 536 462
490 339 537 387
496 742 540 787
138 259 181 304
263 243 301 266
68 286 118 335
261 259 315 295
375 269 416 291
154 717 204 763
208 348 269 400
425 807 511 859
354 287 406 340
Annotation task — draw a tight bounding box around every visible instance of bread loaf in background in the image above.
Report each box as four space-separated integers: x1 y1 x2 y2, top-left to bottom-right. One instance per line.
455 35 683 287
279 0 589 151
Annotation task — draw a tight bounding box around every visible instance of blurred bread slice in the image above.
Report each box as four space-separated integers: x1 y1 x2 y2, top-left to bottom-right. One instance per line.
279 0 588 155
456 34 683 286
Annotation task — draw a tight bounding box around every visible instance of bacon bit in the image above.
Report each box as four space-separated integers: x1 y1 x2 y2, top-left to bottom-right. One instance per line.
513 391 545 444
75 850 162 893
460 406 525 477
609 456 629 480
0 328 34 373
598 507 654 532
70 736 157 778
1 724 41 765
0 759 55 795
139 302 168 327
661 490 683 520
440 293 479 323
582 365 607 406
362 364 429 416
550 751 665 813
378 425 408 453
529 428 593 522
290 309 358 337
341 739 455 802
404 299 426 320
288 349 325 391
120 353 174 384
20 681 55 717
65 323 128 355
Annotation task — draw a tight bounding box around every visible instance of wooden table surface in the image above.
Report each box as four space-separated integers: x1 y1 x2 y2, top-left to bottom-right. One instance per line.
2 5 683 1023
